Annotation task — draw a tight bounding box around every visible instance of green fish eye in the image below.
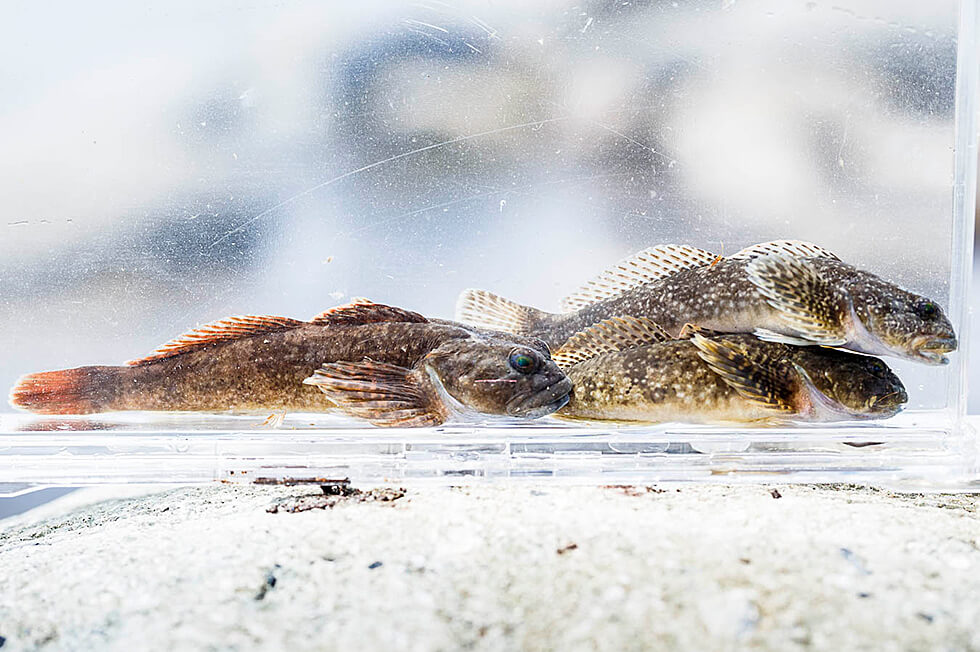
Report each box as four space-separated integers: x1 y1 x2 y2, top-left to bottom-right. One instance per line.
509 351 536 374
917 301 937 319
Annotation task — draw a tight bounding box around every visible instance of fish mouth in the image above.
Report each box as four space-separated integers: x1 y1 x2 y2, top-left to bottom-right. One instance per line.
909 335 957 365
506 377 574 419
864 388 908 417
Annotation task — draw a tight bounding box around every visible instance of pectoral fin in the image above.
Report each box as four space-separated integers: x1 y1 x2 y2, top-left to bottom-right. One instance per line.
746 255 848 346
691 334 799 413
554 316 672 368
790 362 851 421
303 360 447 427
751 328 819 347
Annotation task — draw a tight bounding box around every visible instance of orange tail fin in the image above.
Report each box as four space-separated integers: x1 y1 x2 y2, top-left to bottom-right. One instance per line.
9 366 123 415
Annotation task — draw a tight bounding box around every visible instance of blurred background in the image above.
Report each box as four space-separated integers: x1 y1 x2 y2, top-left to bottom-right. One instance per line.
0 0 968 414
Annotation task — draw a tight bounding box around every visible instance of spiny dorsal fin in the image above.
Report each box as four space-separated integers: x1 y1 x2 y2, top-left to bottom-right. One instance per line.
127 315 304 366
310 300 428 326
303 359 447 427
127 300 428 366
553 316 672 368
730 240 840 261
746 255 848 346
454 289 550 334
560 245 718 312
690 333 798 413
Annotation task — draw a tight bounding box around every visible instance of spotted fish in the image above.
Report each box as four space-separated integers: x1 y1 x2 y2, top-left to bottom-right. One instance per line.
455 240 956 365
553 316 907 424
9 301 573 427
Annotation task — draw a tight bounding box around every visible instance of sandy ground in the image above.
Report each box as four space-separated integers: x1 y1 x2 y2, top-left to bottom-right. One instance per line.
0 484 978 652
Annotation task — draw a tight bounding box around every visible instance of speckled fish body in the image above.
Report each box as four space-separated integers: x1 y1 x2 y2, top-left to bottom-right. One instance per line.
547 258 773 346
556 328 907 424
456 241 957 365
560 337 767 423
10 302 573 427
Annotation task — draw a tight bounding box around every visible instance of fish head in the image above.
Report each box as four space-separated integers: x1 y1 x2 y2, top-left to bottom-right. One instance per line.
423 334 573 419
848 277 957 365
790 348 908 419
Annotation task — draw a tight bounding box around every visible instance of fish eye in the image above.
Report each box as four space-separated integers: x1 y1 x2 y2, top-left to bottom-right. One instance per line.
915 300 938 320
509 350 537 374
869 360 886 375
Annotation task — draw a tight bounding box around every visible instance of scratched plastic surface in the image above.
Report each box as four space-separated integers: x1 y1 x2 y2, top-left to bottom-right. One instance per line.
0 0 976 488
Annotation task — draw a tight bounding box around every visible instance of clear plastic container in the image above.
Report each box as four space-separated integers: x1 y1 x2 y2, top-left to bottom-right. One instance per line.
1 0 976 489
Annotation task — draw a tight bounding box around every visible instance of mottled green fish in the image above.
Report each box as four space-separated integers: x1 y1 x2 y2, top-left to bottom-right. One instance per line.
553 316 907 424
456 240 956 365
9 301 572 427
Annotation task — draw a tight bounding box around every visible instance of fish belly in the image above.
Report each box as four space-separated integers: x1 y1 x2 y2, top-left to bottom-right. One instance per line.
559 347 777 424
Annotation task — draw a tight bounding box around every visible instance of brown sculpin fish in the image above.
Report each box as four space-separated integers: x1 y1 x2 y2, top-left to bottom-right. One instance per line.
553 316 907 424
455 240 957 365
9 301 573 427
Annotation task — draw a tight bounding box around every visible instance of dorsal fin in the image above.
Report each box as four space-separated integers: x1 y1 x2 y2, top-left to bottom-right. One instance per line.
310 300 428 326
126 300 428 366
729 240 840 261
560 245 718 312
454 289 549 334
553 316 672 368
127 315 304 366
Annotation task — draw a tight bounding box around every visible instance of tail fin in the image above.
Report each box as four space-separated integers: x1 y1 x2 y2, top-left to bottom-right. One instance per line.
454 289 553 335
9 366 121 415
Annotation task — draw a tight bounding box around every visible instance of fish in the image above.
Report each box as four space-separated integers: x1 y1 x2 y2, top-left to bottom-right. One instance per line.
8 300 573 427
553 316 908 424
455 240 957 365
